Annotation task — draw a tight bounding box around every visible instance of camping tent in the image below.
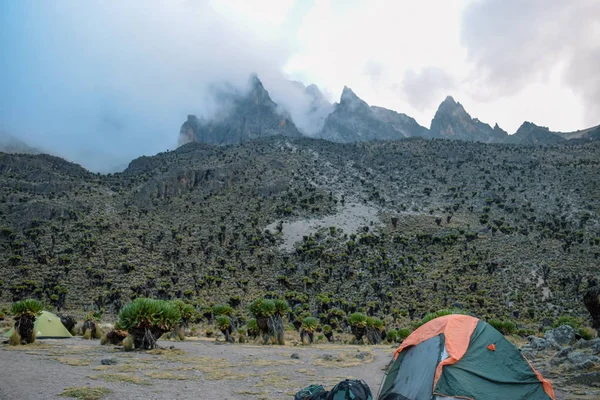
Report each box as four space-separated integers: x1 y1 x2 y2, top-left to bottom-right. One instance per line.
3 311 73 339
378 314 555 400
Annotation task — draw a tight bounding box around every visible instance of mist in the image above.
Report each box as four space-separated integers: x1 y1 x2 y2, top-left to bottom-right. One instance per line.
461 0 600 128
0 1 325 173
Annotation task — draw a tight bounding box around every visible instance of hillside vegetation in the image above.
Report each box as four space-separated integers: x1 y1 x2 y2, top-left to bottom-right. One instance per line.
1 137 598 331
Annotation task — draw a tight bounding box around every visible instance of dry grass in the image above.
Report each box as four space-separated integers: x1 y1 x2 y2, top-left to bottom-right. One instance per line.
238 356 301 367
146 348 186 356
145 371 195 380
312 351 375 368
252 370 292 389
55 357 91 366
93 362 158 373
201 369 249 381
58 386 112 400
235 389 269 396
3 342 53 351
89 373 151 385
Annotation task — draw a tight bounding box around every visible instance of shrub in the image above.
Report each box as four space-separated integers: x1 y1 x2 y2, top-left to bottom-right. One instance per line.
82 311 102 339
9 331 21 346
249 298 285 345
212 304 234 317
349 312 367 342
246 318 259 339
554 315 582 329
273 299 289 316
349 312 367 327
366 317 384 344
123 335 134 351
488 319 517 335
11 299 42 344
578 326 597 340
249 299 276 318
237 328 246 343
117 298 181 350
386 329 397 343
414 309 466 329
322 324 334 342
216 315 234 343
300 316 319 344
397 328 412 341
172 300 194 340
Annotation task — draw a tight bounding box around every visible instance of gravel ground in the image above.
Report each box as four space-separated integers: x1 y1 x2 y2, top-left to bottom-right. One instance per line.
1 336 597 400
0 337 391 400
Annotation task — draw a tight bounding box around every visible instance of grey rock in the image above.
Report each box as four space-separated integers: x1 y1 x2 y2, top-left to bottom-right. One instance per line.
550 346 572 365
566 371 600 386
571 360 597 371
556 346 572 358
574 338 600 350
544 325 576 347
567 351 600 365
290 353 300 359
520 347 537 360
101 358 118 365
527 336 551 351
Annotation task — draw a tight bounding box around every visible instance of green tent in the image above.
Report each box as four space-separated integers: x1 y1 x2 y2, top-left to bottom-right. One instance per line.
3 311 73 339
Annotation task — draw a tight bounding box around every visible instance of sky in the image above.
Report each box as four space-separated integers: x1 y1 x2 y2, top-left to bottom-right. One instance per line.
1 0 599 172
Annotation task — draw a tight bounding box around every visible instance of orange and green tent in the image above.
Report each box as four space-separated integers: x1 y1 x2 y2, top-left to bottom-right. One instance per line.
377 314 555 400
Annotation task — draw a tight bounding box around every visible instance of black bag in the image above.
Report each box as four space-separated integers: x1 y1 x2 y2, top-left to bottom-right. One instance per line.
294 384 329 400
327 379 373 400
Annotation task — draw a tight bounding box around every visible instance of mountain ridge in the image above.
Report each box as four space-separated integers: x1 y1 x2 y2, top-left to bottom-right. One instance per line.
179 75 599 148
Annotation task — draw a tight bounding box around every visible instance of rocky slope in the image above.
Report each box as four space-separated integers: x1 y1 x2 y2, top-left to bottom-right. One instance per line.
0 137 598 335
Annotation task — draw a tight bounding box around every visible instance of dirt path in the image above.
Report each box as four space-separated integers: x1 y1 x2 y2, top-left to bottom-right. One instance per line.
0 338 391 399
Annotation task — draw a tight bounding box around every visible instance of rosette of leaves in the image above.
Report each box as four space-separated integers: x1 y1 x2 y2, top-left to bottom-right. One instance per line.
322 324 334 342
172 300 195 340
246 318 259 340
117 298 181 350
11 299 42 344
216 315 234 343
212 304 234 317
366 317 385 344
272 299 289 345
82 310 102 339
349 312 367 343
300 317 319 344
326 307 346 329
249 298 278 344
385 329 398 343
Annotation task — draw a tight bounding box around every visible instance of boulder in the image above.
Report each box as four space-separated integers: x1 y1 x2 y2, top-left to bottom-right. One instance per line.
544 325 576 347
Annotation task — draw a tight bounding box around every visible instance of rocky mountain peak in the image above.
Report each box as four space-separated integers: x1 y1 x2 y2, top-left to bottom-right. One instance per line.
247 74 272 105
429 96 505 143
339 86 368 109
178 74 300 146
435 95 466 117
